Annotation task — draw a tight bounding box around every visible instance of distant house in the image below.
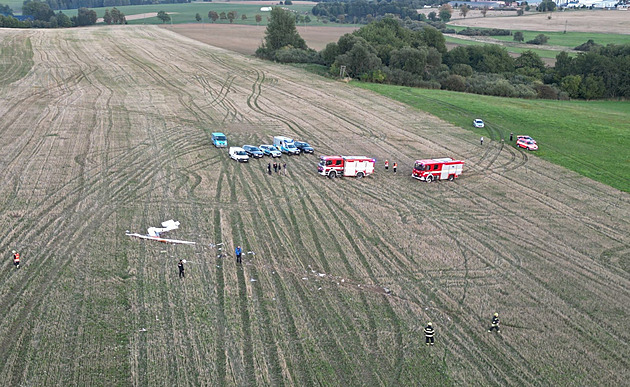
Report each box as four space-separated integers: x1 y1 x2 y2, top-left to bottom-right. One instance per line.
260 7 272 11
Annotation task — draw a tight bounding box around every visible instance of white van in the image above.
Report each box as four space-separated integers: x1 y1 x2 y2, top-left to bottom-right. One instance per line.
273 136 300 155
229 147 249 162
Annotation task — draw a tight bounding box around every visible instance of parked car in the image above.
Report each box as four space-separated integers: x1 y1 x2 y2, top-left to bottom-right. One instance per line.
229 147 249 162
211 132 227 147
517 135 536 143
260 144 282 158
516 138 538 151
242 145 264 158
473 119 485 128
295 141 314 154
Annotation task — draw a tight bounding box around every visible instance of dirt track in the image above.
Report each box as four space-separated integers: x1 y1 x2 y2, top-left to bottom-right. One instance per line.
0 25 628 385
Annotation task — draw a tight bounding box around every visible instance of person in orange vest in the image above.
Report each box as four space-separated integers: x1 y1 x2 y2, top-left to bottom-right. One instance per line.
393 162 397 174
12 250 20 269
384 160 389 170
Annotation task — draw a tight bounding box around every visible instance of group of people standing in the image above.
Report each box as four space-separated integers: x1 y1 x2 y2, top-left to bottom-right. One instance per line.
384 160 398 173
267 162 287 176
424 313 501 346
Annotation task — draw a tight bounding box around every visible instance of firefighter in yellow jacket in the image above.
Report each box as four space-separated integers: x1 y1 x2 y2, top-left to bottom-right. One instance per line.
424 322 435 346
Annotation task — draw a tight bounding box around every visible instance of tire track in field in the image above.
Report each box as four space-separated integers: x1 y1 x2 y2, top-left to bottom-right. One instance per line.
213 172 228 386
357 166 628 380
237 162 376 384
0 35 34 86
233 163 316 384
258 166 405 382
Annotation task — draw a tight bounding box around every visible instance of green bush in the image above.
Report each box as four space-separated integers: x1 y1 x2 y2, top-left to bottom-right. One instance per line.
451 63 473 77
441 74 467 92
527 34 549 45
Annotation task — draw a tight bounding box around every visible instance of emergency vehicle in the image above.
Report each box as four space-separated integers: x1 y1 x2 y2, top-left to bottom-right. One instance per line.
412 158 464 182
318 156 375 178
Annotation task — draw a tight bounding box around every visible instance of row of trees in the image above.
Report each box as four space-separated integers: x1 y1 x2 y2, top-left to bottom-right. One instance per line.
45 0 188 11
0 1 97 27
257 10 628 100
102 7 125 24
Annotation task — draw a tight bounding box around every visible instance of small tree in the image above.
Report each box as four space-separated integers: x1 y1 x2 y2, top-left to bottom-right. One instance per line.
285 0 293 4
517 8 524 16
209 11 218 23
538 0 556 12
157 10 171 24
241 14 247 21
459 4 470 18
561 75 582 98
255 14 262 25
513 31 524 42
103 9 112 24
227 11 236 23
219 11 227 21
195 13 201 22
428 11 437 21
439 4 452 22
579 75 605 99
481 6 488 17
305 15 311 24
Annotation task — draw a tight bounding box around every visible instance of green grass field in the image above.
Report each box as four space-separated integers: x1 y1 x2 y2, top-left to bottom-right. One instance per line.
491 30 630 48
352 82 630 192
444 34 568 59
2 0 22 13
93 3 314 25
448 25 630 48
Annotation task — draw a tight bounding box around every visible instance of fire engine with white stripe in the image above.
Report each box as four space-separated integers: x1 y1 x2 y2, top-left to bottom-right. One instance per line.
412 158 464 182
318 155 375 178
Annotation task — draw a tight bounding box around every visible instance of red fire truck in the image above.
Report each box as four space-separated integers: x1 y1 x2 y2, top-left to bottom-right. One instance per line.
412 158 464 182
318 155 375 178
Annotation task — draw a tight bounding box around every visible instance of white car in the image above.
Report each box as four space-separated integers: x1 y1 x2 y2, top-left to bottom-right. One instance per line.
473 119 485 128
260 144 282 158
229 147 249 162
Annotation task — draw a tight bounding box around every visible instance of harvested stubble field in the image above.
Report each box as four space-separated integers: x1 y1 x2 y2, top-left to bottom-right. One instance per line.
0 25 629 386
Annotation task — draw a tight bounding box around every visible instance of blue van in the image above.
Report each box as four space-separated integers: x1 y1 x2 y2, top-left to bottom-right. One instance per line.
212 132 227 148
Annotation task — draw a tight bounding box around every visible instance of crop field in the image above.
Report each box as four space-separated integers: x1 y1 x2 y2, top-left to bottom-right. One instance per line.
0 26 629 386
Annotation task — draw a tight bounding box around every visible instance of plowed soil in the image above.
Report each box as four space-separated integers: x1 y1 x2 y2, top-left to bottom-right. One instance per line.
0 26 628 386
165 24 359 55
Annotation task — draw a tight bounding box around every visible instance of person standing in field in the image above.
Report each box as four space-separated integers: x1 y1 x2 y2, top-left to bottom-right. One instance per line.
267 163 272 175
424 322 435 346
273 162 278 173
385 160 389 170
283 163 287 176
480 136 484 145
12 250 20 269
488 313 500 333
178 259 185 278
235 245 242 264
393 162 397 174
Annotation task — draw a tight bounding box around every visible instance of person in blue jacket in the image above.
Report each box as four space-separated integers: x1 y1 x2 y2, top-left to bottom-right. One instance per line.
235 245 242 264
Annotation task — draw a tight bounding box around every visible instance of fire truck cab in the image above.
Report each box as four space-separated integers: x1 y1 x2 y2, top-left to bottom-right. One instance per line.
412 158 464 182
318 156 375 178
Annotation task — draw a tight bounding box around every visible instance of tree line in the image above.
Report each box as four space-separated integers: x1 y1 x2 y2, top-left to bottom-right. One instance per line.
0 0 106 27
257 10 630 100
45 0 188 11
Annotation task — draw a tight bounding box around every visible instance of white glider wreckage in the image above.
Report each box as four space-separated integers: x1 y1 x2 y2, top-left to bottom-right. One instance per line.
126 220 196 245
